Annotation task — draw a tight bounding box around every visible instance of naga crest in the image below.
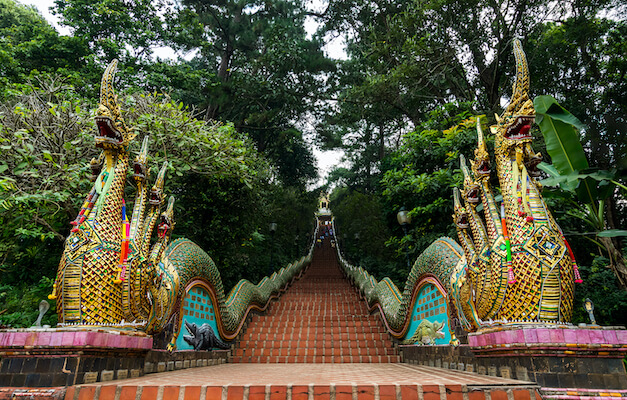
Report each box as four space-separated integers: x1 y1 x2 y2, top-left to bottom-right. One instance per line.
451 40 579 331
95 60 135 151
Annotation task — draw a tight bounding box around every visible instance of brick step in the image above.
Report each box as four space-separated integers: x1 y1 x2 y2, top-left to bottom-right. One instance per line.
235 239 401 364
250 325 384 332
233 348 398 358
234 348 397 356
230 355 402 363
236 337 394 345
250 318 381 324
251 316 381 321
251 316 380 322
64 383 543 400
240 333 389 341
238 340 392 347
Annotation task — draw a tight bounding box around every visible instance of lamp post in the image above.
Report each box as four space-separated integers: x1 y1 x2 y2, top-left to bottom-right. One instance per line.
397 207 412 268
268 222 277 276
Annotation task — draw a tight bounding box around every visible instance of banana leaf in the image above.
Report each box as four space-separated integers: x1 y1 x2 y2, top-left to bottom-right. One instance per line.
534 95 599 203
597 230 627 238
534 95 588 175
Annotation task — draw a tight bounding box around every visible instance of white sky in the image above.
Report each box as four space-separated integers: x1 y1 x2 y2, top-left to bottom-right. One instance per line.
22 0 345 187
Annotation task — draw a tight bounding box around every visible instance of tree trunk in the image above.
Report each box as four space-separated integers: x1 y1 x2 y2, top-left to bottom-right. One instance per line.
598 236 627 291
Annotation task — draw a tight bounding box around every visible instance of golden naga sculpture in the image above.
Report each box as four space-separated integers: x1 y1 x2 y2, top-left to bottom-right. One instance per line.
451 39 581 330
49 60 174 328
50 61 314 346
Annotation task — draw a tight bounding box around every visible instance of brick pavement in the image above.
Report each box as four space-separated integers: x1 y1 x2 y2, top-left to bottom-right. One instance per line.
64 363 541 400
8 235 544 399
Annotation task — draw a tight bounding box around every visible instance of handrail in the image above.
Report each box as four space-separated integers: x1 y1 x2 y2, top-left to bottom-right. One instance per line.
182 220 320 342
330 217 462 339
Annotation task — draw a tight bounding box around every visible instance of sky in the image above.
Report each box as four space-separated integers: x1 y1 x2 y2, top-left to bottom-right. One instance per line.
23 0 346 188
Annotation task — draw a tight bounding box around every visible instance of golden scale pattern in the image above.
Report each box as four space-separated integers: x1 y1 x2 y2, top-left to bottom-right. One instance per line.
457 39 575 325
51 60 315 347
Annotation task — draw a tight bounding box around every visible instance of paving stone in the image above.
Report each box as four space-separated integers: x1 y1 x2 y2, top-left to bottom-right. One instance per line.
144 362 154 374
157 362 166 373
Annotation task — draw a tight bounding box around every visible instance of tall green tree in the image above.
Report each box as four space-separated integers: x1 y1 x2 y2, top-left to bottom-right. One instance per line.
165 0 335 187
0 0 88 97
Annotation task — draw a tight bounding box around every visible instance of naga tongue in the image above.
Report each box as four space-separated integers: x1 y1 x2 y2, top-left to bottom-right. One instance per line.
519 125 531 136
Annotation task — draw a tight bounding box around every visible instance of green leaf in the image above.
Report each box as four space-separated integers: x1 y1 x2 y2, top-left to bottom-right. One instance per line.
597 230 627 238
534 95 589 176
534 95 585 130
537 162 559 178
42 151 53 162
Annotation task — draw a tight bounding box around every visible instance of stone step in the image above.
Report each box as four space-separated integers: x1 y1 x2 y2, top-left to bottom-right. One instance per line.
238 340 396 354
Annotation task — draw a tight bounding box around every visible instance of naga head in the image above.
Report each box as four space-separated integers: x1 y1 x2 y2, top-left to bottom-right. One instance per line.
149 162 168 206
472 119 491 178
95 60 135 151
133 136 150 184
460 154 481 204
491 39 535 157
453 188 469 229
157 196 175 240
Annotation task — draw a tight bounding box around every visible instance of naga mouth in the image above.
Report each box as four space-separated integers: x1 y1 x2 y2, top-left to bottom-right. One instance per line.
157 215 171 238
133 162 147 180
505 115 534 140
149 189 162 206
465 184 481 203
476 160 491 175
95 116 124 147
456 213 469 229
525 153 543 177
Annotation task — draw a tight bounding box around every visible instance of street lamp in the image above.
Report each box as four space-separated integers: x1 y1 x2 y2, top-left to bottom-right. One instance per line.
268 222 277 276
397 207 412 268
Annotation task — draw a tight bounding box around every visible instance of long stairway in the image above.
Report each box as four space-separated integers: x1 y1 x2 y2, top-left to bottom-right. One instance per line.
233 239 400 364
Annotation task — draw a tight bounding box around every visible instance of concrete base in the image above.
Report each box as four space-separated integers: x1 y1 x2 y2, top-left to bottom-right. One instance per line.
0 328 229 387
400 324 627 395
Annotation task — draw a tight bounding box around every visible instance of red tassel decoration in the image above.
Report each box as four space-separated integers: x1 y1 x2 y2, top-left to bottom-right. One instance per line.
501 203 516 284
563 236 583 283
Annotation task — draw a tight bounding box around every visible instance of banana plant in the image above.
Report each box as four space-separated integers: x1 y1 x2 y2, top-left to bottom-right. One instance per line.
534 95 627 288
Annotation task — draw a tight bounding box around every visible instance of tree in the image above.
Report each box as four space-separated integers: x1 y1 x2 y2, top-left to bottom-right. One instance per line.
53 0 167 63
380 103 481 262
0 0 89 98
165 0 335 187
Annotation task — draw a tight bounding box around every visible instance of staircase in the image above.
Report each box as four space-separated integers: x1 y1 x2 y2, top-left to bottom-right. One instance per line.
47 235 543 400
232 239 401 363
